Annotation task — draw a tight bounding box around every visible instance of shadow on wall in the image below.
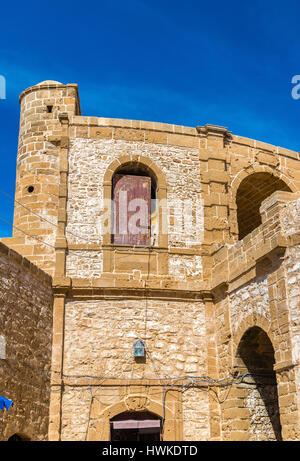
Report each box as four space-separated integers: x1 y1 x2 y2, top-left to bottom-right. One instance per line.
7 433 31 441
235 326 282 441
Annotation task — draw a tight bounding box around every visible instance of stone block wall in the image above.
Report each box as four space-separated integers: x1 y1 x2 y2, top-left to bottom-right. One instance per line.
210 193 300 441
0 242 53 440
1 80 299 441
65 129 204 280
59 297 210 441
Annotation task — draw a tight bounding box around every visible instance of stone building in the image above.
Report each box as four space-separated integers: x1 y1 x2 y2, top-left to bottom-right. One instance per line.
0 242 52 440
0 80 299 441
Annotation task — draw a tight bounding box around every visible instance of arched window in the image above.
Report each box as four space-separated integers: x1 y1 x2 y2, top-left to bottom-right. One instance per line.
236 172 291 240
112 164 157 246
0 335 5 359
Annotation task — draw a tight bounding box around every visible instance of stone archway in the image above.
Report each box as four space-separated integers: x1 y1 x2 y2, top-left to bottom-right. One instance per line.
110 410 162 441
86 394 180 441
232 326 282 441
7 433 31 441
235 172 291 240
229 165 296 240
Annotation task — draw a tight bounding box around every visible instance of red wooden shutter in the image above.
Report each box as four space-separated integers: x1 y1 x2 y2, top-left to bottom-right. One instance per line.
112 174 151 246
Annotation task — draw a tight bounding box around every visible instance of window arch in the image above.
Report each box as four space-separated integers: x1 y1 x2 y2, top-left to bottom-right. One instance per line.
103 156 167 247
87 394 179 441
112 163 157 246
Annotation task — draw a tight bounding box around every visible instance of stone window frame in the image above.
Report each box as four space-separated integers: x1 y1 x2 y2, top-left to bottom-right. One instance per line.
229 165 296 241
102 155 168 248
86 394 180 441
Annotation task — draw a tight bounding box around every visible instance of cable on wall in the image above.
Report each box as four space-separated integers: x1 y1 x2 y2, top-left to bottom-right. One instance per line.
0 187 163 264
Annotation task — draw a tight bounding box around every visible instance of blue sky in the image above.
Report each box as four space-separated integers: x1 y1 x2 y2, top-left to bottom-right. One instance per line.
0 0 299 236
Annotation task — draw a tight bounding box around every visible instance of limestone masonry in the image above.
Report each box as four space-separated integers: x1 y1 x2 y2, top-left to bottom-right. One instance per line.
0 80 299 441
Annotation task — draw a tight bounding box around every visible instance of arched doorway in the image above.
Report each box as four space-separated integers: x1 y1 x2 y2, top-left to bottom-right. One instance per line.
235 326 282 441
236 172 291 240
110 411 162 441
8 433 31 441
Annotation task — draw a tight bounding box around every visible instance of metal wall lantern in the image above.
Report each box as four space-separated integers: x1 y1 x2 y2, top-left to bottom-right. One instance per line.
133 340 145 358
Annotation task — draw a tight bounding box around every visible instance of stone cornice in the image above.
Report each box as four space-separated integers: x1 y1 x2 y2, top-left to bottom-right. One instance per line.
69 115 199 136
66 243 205 256
210 228 299 295
52 275 210 301
196 124 231 138
211 233 289 294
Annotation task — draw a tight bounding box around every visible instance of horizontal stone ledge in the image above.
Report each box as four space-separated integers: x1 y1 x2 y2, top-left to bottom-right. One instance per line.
210 234 288 292
70 127 201 148
71 275 208 287
59 283 211 301
273 359 298 372
228 267 256 294
65 287 212 302
286 232 300 246
230 135 255 148
69 115 199 136
66 243 204 256
260 190 299 215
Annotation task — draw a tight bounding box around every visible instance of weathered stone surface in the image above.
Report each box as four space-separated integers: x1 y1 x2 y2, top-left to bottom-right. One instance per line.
0 80 299 441
0 243 52 441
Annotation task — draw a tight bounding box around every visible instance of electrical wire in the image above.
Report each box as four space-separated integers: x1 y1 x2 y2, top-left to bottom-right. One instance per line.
0 216 56 249
2 350 276 386
1 353 270 396
0 193 278 433
5 185 193 269
0 189 281 436
0 187 160 255
1 185 198 275
0 187 98 246
2 354 276 441
84 388 95 441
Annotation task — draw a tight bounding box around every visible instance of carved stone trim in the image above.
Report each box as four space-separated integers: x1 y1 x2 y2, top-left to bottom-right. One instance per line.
124 395 150 412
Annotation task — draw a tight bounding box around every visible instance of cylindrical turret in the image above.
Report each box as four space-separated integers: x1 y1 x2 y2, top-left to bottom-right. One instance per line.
12 80 80 275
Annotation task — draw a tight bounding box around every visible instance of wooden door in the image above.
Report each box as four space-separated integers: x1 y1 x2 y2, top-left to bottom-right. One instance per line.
112 174 151 246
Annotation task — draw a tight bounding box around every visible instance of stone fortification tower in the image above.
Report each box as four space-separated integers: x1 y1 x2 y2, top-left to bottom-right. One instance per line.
2 81 80 275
